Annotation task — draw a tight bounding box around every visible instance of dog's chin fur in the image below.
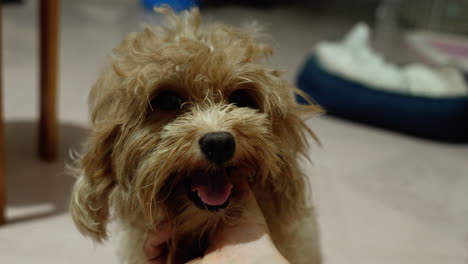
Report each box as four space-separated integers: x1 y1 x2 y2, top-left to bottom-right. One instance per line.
69 7 323 264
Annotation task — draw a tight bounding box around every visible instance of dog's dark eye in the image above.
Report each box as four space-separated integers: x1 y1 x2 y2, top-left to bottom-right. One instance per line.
151 91 183 111
228 90 258 109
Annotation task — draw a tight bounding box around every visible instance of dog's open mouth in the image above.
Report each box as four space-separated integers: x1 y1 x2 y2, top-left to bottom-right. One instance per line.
187 169 233 212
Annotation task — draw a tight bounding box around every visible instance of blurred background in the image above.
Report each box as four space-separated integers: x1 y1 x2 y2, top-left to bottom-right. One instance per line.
0 0 467 263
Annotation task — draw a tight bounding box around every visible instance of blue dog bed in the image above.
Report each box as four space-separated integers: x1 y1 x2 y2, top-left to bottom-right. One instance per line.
297 57 468 142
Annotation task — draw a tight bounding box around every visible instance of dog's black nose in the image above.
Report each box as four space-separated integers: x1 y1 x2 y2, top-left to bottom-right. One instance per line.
199 132 236 164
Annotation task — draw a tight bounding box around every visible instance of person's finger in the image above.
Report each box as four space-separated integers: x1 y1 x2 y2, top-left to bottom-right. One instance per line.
207 186 269 250
144 223 172 263
226 184 268 230
239 188 268 227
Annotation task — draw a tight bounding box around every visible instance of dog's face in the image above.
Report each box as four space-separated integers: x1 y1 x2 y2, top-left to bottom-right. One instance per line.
70 8 320 244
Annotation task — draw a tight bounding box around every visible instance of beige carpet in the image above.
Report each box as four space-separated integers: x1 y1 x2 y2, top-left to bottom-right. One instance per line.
1 1 467 263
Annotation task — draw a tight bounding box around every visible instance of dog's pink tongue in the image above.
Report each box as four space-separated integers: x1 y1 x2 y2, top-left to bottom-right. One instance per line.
191 174 233 206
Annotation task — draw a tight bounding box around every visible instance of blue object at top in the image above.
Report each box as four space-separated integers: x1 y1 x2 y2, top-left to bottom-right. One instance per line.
142 0 199 12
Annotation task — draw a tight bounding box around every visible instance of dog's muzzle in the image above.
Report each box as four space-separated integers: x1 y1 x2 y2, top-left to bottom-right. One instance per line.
185 131 236 211
187 168 233 212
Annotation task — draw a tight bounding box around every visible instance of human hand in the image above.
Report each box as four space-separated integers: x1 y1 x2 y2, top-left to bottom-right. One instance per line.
144 189 289 264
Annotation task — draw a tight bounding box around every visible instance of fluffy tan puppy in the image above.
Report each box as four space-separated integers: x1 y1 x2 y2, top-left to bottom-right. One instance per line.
70 7 322 264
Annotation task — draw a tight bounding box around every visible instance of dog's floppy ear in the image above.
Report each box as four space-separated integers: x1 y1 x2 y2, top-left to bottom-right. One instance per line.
70 123 119 242
266 81 323 222
70 71 123 240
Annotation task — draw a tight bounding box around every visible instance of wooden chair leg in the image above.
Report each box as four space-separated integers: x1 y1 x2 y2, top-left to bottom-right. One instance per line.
0 4 6 225
39 0 59 161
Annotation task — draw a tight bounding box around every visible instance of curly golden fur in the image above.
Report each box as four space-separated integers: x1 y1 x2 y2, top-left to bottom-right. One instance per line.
70 8 322 264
